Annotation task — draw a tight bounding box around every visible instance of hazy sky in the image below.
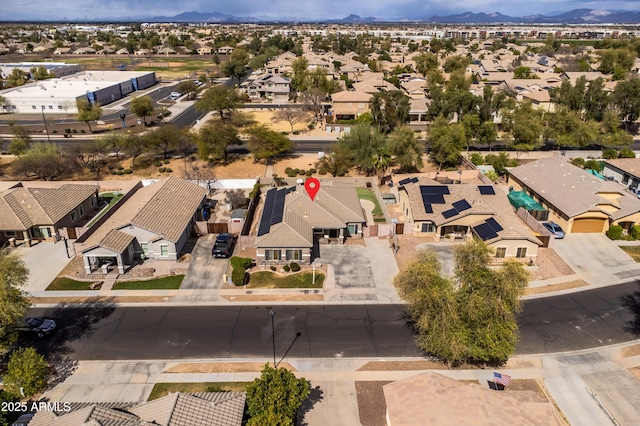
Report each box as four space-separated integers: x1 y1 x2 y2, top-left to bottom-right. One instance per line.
5 0 640 21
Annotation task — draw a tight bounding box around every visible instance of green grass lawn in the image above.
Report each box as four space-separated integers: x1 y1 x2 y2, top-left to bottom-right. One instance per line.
46 277 100 291
148 382 249 401
86 193 124 227
247 271 324 289
112 275 184 290
620 246 640 262
356 187 384 217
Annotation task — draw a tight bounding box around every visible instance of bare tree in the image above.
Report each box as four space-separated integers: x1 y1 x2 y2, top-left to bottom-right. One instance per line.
272 108 308 133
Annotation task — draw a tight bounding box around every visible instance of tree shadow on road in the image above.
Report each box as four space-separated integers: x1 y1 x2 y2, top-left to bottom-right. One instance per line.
621 283 640 335
297 384 323 426
22 297 118 388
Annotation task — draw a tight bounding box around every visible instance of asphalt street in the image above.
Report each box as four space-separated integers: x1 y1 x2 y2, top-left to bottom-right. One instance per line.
26 280 639 360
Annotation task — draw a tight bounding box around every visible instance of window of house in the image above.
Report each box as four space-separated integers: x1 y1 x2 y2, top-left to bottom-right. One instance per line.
32 105 37 110
347 224 357 235
265 249 281 260
70 211 77 222
421 222 435 233
286 250 302 261
45 228 52 238
49 105 53 109
90 197 96 207
5 231 16 237
495 247 507 258
79 205 84 216
140 243 149 256
516 247 527 258
160 245 169 256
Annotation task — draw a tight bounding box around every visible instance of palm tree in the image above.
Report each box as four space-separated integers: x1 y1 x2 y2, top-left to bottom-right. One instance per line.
371 147 392 186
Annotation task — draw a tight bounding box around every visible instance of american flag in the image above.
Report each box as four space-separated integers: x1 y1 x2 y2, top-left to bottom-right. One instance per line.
493 372 511 387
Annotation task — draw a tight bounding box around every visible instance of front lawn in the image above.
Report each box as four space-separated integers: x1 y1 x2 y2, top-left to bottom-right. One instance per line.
356 188 384 217
247 271 324 289
112 275 184 290
47 277 100 291
148 382 249 401
620 246 640 262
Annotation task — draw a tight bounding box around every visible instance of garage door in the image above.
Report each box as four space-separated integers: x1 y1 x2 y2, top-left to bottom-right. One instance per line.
571 218 606 233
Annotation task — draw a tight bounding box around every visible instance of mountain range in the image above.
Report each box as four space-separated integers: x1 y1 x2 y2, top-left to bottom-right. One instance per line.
144 9 640 24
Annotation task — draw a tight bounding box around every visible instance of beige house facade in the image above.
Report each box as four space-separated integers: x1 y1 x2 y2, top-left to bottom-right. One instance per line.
330 90 373 120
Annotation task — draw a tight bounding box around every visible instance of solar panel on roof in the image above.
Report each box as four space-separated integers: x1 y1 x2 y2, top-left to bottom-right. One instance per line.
452 199 472 212
410 177 419 183
473 223 498 241
399 178 412 186
442 209 458 219
271 188 286 225
478 185 495 195
257 188 277 236
425 194 446 204
420 185 449 195
485 217 503 232
424 204 433 213
285 186 296 194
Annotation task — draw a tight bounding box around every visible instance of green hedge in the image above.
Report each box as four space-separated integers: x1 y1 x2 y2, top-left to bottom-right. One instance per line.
232 268 246 286
607 225 623 240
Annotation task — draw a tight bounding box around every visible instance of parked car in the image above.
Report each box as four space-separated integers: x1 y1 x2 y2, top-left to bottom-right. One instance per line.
541 222 565 239
212 233 236 258
17 317 56 336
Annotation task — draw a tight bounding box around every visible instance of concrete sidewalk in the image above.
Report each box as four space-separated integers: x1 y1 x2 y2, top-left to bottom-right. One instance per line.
41 343 640 426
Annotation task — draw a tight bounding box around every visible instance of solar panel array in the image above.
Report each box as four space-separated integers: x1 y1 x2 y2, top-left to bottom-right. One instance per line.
399 177 419 186
473 217 504 241
419 185 450 215
257 187 291 236
442 199 472 219
478 185 496 195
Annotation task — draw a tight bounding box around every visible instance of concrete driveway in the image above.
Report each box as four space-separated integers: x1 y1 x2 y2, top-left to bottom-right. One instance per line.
551 233 640 283
180 235 229 290
416 242 457 278
12 241 73 292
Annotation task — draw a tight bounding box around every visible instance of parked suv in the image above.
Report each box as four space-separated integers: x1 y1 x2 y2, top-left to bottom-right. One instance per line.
212 233 236 258
17 317 56 336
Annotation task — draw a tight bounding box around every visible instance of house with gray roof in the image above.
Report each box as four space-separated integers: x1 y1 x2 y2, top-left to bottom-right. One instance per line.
397 177 541 259
255 181 366 265
0 182 98 246
29 392 246 426
76 177 207 274
507 156 640 234
601 158 640 191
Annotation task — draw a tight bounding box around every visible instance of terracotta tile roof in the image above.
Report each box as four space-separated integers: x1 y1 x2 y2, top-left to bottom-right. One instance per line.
0 183 97 231
255 210 313 248
78 177 206 253
508 157 640 219
100 229 136 253
30 392 246 426
383 372 562 426
402 178 540 245
331 90 373 103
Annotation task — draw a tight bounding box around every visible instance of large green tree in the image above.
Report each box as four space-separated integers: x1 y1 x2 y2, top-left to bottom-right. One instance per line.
75 99 102 133
246 364 310 426
612 78 640 131
3 347 48 399
223 47 250 83
246 125 294 163
196 85 243 119
369 91 410 133
145 124 183 159
0 251 30 354
387 125 424 172
395 241 528 365
11 142 72 181
130 95 155 125
334 123 387 175
197 120 241 162
427 116 467 170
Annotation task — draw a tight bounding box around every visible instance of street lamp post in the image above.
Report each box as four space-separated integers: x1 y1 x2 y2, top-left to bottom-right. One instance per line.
269 309 276 367
41 105 51 143
120 111 127 129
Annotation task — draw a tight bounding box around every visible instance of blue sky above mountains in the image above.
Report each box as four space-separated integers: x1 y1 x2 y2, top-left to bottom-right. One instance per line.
5 0 640 21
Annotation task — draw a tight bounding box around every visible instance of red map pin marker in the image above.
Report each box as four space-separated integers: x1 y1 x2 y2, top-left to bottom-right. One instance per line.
305 177 320 201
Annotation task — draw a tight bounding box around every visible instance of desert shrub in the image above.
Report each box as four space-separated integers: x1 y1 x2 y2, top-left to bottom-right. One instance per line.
116 165 124 170
619 148 636 158
230 256 252 270
116 170 124 175
155 161 163 167
287 169 297 177
158 167 166 173
305 170 313 177
570 157 585 168
165 168 173 173
469 153 484 165
630 225 640 239
285 167 293 175
283 264 290 272
163 159 170 164
232 267 246 286
309 168 317 174
270 266 277 271
607 225 623 240
123 169 133 174
290 262 300 272
602 148 618 159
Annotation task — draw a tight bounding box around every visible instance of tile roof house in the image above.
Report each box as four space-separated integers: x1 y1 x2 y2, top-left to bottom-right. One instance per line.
0 182 98 246
601 158 640 190
76 177 207 274
29 392 246 426
397 177 541 259
255 181 366 264
383 372 562 426
247 74 291 103
507 157 640 234
330 90 373 120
